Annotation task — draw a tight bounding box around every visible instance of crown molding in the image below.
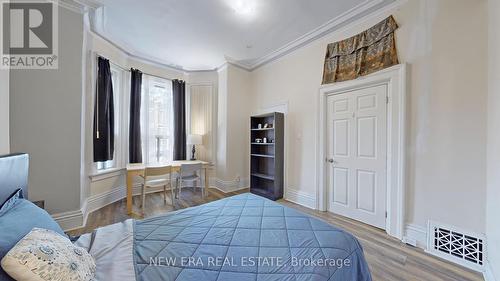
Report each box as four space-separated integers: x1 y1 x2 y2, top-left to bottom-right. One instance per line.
244 0 390 70
89 29 191 75
217 0 393 71
216 61 253 73
58 0 103 14
84 0 401 73
246 0 406 71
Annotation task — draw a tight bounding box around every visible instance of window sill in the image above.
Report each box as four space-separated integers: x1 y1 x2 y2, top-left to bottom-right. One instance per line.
89 167 125 182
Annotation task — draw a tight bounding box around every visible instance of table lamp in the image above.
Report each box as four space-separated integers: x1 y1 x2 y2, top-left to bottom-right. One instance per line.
187 134 203 160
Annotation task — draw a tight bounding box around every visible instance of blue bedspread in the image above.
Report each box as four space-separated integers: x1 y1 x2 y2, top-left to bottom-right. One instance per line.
133 193 372 281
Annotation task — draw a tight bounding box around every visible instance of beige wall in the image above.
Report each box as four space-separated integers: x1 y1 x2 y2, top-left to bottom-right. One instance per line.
10 7 84 213
226 65 252 184
215 64 252 190
0 69 8 155
250 0 488 234
487 0 500 277
216 67 229 180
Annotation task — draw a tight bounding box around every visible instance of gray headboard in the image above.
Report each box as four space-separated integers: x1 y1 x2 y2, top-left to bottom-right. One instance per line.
0 153 29 207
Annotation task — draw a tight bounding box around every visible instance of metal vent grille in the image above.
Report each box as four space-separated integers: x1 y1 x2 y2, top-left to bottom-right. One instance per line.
428 221 484 270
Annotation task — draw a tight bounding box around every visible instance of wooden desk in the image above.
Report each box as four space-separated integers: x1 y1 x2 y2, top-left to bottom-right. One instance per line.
126 160 209 216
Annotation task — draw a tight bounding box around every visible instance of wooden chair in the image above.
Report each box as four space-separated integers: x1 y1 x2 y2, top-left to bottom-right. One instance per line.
141 165 174 210
176 163 204 199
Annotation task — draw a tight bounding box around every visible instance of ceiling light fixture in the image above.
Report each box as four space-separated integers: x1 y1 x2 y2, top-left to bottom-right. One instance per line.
228 0 256 17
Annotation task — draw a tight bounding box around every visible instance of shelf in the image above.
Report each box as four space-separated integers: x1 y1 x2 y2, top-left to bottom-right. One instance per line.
251 128 274 131
251 154 275 158
250 112 283 201
251 173 275 180
251 188 274 199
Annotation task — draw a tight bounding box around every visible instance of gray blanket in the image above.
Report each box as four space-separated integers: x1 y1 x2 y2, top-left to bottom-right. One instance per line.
133 193 372 281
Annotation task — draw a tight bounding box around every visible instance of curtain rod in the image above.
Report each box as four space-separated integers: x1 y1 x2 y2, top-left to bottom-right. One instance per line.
95 53 184 82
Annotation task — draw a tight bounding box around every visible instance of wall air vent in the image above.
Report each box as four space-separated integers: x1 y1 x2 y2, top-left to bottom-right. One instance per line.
427 221 485 271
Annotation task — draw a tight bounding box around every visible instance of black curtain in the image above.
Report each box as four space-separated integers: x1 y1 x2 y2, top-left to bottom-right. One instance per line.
129 68 143 163
93 57 114 162
172 79 186 160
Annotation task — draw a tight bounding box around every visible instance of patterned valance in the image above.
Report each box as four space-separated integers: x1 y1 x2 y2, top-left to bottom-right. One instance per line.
322 16 399 84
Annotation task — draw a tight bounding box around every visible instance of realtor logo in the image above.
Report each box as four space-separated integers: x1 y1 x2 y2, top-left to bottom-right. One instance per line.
1 0 58 69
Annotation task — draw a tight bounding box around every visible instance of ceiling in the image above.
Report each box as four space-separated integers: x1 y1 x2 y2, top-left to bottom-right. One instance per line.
93 0 395 71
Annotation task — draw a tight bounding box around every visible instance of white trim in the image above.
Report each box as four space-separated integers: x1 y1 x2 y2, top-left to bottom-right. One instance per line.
210 177 250 193
53 176 249 231
216 61 249 73
88 29 189 75
52 208 85 232
317 64 408 240
403 223 427 249
85 186 125 215
82 0 404 72
245 0 388 70
89 168 125 182
54 185 171 231
484 262 498 281
285 189 317 210
57 0 102 14
57 0 87 14
208 185 248 194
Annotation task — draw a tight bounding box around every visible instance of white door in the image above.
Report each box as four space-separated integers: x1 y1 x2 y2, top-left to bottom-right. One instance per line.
326 84 387 229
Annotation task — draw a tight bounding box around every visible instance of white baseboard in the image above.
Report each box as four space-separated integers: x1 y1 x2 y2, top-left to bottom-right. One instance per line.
403 223 427 249
209 185 248 194
210 177 249 193
285 189 316 209
86 185 126 215
53 176 249 231
52 208 85 232
53 185 169 232
484 261 498 281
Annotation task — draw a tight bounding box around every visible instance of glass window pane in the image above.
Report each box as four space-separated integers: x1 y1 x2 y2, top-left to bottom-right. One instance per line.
141 77 173 165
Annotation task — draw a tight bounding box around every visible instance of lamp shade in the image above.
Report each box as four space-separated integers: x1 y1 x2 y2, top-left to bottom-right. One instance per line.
187 134 203 145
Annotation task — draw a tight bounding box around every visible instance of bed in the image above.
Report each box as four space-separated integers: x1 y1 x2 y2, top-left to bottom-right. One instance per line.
0 154 372 281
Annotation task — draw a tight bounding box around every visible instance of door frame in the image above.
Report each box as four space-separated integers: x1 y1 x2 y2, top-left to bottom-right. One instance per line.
317 64 408 240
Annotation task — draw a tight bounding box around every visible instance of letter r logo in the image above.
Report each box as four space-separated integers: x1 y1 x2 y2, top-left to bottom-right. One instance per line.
2 2 53 55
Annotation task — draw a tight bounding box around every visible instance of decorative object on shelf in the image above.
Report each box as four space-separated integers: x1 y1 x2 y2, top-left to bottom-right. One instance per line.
322 15 399 84
187 134 203 160
250 112 284 201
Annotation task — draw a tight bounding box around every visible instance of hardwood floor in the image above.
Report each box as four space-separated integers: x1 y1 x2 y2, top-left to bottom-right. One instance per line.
69 188 484 281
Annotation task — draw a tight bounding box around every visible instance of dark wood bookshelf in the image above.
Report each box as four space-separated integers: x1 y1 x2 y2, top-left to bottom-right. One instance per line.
250 112 284 201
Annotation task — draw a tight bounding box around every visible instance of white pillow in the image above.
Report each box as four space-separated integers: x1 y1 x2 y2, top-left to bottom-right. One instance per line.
1 228 95 281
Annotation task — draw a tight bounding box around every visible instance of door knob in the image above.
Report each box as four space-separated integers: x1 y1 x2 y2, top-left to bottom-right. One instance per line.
327 158 335 163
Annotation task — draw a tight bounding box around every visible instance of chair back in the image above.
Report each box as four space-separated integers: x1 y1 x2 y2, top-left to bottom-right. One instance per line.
180 163 202 176
145 165 172 180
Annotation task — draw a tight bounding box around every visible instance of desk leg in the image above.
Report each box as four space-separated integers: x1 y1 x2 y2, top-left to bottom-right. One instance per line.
204 167 208 198
126 171 133 215
170 173 175 206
